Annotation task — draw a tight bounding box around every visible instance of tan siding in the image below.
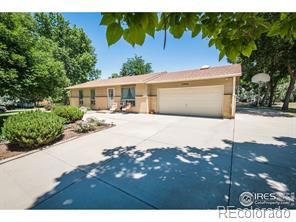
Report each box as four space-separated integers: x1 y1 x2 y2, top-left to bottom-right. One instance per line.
69 98 79 107
148 96 157 113
223 95 235 119
96 87 106 97
135 84 147 96
69 89 79 106
96 97 108 110
71 89 79 97
127 96 147 113
81 89 90 107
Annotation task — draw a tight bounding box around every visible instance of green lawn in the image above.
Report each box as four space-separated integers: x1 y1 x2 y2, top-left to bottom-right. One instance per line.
237 102 296 113
273 102 296 112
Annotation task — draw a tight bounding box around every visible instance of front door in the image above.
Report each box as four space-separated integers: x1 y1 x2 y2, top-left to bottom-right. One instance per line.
107 88 115 108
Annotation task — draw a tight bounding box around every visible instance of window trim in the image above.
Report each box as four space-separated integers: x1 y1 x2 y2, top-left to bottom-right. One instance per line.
121 86 136 106
79 90 83 106
90 89 96 105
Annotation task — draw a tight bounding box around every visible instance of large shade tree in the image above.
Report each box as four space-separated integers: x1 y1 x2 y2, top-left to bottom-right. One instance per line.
0 13 100 103
100 12 296 111
0 13 68 102
34 13 101 84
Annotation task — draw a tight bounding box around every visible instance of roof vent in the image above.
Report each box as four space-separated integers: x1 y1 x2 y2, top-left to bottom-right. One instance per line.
200 65 210 70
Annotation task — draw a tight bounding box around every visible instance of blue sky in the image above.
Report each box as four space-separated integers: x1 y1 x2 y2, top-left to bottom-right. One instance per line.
62 13 229 79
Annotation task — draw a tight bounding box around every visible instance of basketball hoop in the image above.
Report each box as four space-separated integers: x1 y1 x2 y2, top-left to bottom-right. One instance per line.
251 73 270 107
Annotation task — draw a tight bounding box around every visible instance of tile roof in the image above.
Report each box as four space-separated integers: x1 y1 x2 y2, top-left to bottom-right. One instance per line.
67 64 241 89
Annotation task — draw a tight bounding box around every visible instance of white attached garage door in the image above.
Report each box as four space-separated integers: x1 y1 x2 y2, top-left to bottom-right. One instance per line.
158 85 224 117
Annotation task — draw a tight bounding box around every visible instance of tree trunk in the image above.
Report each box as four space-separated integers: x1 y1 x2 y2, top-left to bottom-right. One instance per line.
260 90 267 106
268 86 274 107
282 64 296 111
268 80 278 107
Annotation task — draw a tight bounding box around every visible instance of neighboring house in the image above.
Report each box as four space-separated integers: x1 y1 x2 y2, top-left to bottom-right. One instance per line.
67 64 241 118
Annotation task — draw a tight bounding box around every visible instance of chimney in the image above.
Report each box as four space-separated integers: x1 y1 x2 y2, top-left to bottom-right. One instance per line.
200 65 210 70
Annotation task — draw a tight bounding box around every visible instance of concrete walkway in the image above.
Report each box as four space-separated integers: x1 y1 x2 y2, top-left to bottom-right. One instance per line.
0 109 295 209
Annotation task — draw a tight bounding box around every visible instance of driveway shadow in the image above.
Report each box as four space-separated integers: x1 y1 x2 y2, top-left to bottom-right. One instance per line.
229 136 296 209
31 145 233 209
30 137 296 209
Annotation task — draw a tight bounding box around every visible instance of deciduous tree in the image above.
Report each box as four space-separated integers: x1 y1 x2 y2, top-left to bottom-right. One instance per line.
119 55 153 77
35 13 100 84
0 13 68 102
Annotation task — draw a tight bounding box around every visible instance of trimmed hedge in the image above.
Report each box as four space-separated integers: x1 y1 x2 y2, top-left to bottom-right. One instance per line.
53 106 84 123
2 110 64 149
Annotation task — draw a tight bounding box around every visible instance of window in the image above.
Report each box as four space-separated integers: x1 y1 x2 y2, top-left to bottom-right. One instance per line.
121 87 135 106
90 89 95 105
79 90 83 106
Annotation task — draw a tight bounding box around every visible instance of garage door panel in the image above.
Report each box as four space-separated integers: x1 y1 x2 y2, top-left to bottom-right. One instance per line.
158 85 224 117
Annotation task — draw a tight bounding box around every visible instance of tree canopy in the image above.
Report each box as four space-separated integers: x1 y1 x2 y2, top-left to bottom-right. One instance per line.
111 55 153 78
0 13 68 101
100 13 296 62
34 13 100 84
0 13 99 103
234 14 296 110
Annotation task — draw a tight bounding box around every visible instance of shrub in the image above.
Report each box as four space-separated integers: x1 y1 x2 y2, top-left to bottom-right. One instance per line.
74 118 106 133
74 121 96 133
2 110 64 149
85 117 105 126
53 105 84 123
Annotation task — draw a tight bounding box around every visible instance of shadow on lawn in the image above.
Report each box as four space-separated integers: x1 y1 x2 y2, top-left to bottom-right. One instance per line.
30 136 296 209
237 107 295 117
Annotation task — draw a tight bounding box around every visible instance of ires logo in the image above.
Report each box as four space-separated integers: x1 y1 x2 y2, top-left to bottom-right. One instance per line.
239 192 295 207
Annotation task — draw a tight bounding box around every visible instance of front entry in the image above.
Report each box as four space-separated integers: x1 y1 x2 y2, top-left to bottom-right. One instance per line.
107 88 115 108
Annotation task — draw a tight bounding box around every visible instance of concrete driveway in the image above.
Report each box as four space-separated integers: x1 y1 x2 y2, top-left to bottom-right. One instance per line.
0 109 295 209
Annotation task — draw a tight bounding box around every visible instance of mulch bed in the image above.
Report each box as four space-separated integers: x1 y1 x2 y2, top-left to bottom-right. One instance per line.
0 123 113 161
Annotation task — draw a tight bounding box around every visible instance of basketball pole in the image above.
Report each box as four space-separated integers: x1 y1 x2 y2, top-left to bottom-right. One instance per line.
257 82 261 107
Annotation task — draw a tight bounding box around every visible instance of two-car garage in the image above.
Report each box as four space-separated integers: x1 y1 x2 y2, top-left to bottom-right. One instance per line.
157 85 224 118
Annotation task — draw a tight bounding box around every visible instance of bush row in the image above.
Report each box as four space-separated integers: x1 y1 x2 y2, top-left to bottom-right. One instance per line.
2 106 84 149
53 106 84 124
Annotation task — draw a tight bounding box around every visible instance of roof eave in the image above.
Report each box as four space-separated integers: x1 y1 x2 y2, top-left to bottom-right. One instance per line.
66 72 242 89
146 73 242 84
65 81 145 90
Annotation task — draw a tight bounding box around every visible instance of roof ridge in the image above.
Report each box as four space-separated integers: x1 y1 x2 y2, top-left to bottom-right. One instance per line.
167 64 240 75
143 71 167 83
